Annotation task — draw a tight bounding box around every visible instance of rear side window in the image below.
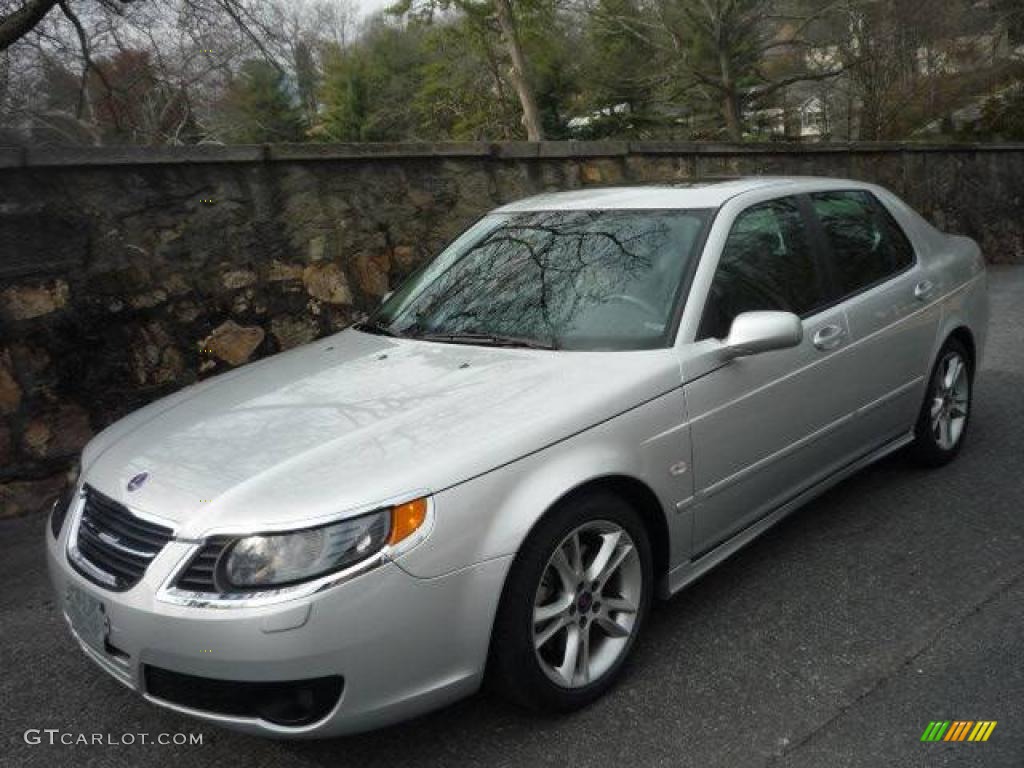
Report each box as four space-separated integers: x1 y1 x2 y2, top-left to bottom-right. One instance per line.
698 196 827 340
810 190 915 298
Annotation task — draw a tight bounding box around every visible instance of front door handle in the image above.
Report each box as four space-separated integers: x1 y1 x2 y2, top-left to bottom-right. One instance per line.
914 280 935 301
812 324 845 351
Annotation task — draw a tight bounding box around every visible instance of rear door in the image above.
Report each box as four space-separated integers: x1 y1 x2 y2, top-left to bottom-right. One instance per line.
683 195 865 554
806 190 941 449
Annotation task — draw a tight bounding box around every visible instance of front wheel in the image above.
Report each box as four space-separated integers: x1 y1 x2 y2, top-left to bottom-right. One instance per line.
489 491 653 713
908 337 973 467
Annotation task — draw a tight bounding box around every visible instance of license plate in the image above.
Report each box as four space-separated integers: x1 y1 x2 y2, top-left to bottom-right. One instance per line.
66 584 108 653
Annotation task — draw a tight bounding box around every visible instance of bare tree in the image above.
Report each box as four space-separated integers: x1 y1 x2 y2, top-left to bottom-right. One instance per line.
0 0 140 51
2 0 356 143
491 0 542 139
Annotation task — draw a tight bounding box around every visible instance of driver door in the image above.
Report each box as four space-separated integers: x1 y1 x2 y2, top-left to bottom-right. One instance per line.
683 195 863 555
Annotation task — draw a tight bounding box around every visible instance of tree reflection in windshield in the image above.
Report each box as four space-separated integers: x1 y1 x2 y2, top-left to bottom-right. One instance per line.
374 209 711 351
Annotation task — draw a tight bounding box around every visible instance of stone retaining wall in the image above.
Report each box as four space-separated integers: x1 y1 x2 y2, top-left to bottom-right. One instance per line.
2 141 1022 514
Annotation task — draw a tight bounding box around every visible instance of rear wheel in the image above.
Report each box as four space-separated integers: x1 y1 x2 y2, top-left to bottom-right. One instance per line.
908 337 972 466
490 490 653 712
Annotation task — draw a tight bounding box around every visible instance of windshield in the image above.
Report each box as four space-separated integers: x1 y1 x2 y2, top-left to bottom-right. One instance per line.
365 208 712 350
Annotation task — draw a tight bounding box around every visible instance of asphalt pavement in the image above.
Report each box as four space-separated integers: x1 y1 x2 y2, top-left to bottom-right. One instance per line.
2 267 1022 768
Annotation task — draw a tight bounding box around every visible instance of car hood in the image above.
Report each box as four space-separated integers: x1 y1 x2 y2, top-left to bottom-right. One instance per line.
82 329 681 536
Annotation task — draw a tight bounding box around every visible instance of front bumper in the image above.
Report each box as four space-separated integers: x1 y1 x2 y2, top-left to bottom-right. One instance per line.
46 521 511 737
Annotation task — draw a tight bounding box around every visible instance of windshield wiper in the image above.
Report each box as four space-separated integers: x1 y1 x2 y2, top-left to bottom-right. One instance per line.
414 331 558 350
354 320 403 338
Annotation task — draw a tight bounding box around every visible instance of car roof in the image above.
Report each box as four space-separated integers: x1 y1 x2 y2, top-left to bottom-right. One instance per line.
494 177 865 212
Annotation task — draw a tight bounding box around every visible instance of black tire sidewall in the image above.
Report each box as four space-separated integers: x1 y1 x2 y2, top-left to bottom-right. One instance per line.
490 489 654 713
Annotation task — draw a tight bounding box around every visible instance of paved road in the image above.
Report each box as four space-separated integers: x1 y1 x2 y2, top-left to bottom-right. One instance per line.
2 268 1022 768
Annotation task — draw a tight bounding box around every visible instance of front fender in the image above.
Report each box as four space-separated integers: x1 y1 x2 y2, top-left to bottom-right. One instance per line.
394 388 692 579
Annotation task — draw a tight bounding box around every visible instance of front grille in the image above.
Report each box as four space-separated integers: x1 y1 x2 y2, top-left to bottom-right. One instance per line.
144 666 344 726
71 485 173 591
174 538 230 593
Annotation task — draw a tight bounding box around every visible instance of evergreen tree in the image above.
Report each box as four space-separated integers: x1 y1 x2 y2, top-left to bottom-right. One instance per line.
317 21 428 141
216 60 305 143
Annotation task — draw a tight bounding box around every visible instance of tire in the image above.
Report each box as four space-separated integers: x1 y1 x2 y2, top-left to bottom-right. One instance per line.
908 337 973 467
489 489 653 713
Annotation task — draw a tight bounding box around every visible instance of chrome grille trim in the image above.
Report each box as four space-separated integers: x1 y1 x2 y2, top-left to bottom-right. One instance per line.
67 485 174 591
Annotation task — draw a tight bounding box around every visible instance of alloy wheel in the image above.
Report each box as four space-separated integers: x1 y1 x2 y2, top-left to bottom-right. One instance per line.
931 351 970 450
532 520 643 689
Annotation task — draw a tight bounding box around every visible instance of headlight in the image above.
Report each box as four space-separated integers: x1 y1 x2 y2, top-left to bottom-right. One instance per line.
220 497 429 590
50 460 81 538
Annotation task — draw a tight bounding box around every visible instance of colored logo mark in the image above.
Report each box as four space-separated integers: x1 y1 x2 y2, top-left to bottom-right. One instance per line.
920 721 997 742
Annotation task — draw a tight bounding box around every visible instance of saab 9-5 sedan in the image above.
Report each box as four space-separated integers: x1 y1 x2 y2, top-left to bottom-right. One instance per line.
47 177 988 737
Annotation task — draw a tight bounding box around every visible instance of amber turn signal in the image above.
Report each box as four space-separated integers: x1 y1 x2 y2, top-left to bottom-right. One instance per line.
388 497 429 545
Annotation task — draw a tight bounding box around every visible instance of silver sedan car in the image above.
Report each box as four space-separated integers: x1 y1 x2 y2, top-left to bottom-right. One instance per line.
47 177 988 737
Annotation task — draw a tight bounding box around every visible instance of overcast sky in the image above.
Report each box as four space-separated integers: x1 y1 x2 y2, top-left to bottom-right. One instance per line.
357 0 396 18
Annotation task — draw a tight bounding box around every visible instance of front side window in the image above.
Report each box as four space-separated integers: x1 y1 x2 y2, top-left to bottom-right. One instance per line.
810 190 915 298
698 197 825 340
370 209 711 350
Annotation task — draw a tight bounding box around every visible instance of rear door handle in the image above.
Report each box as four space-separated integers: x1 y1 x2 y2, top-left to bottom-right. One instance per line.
914 280 935 301
812 324 845 351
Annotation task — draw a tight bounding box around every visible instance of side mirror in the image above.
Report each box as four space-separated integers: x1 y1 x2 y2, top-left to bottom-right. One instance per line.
724 311 802 358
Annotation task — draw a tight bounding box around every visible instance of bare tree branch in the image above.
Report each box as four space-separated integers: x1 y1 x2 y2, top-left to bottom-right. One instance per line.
58 0 120 126
0 0 61 50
